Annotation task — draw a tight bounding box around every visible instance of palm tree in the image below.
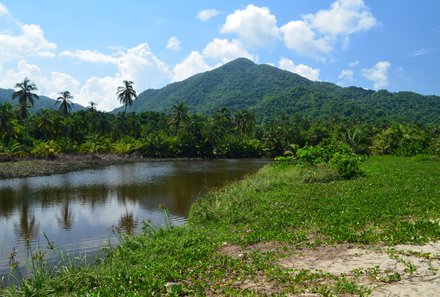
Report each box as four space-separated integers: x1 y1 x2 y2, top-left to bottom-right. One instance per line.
12 77 39 120
117 80 137 113
170 102 189 133
56 91 73 117
88 101 97 112
233 110 255 136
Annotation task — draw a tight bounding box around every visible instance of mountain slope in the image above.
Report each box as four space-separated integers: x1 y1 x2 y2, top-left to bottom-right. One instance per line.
115 58 314 114
112 58 440 125
0 88 84 113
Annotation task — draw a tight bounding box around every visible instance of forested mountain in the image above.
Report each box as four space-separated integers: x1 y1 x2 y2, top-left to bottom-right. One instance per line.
0 88 84 113
113 58 440 125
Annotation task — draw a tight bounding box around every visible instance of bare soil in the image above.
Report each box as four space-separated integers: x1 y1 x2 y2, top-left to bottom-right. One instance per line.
219 241 440 296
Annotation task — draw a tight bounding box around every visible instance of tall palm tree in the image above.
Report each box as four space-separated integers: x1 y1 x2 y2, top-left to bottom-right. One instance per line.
12 77 39 120
56 91 73 117
117 80 137 113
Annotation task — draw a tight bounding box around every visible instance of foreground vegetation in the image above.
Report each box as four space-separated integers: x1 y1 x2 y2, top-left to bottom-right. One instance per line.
1 156 439 296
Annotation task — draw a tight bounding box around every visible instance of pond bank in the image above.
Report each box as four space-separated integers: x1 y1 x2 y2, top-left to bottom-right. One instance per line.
0 154 201 179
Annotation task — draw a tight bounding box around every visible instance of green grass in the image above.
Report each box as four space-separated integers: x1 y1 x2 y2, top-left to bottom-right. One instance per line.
1 156 439 296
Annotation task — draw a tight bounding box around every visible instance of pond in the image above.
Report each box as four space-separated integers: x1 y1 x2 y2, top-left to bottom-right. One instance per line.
0 159 267 280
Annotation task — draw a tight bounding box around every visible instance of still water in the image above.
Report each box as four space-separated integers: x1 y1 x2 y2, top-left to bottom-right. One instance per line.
0 159 267 279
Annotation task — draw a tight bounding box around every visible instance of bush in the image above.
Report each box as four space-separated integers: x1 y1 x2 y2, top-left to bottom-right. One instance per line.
296 146 325 165
30 140 59 159
329 152 363 179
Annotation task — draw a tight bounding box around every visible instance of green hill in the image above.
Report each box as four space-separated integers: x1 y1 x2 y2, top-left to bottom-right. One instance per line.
0 88 84 114
113 58 440 125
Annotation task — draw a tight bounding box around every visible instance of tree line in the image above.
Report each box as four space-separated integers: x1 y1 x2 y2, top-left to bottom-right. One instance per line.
0 78 439 159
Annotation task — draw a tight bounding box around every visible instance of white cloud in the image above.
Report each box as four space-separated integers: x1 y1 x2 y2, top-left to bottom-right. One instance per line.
197 9 220 21
166 36 182 51
279 57 320 81
0 3 10 16
78 76 121 111
362 61 391 90
61 49 118 64
172 37 258 82
279 0 375 58
280 20 331 57
203 38 255 63
172 51 210 82
221 4 279 47
304 0 376 36
338 69 354 81
0 60 80 101
0 24 57 64
62 43 172 110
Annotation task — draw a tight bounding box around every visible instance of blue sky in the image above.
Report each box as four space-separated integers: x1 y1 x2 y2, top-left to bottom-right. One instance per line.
0 0 439 111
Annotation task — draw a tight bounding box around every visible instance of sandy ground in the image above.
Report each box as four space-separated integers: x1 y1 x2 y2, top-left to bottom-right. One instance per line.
220 242 440 296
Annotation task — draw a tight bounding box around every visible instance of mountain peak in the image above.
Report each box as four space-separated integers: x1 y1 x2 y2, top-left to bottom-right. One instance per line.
219 57 257 72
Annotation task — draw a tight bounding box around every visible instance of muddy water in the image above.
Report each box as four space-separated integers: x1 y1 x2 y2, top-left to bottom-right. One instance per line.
0 159 267 279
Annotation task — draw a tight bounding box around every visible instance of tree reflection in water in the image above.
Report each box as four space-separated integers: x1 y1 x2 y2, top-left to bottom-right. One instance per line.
56 201 74 230
118 212 137 234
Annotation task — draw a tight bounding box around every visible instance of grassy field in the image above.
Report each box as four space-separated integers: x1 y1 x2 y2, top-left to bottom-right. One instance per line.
1 156 439 296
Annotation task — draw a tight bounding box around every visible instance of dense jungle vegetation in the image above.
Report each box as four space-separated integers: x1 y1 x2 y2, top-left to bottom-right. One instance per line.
1 98 439 160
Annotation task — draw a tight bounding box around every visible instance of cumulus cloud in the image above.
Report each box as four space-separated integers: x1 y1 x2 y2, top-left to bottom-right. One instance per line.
203 38 255 63
172 37 259 82
0 24 57 64
221 4 279 47
0 60 80 100
197 9 220 21
279 0 376 58
304 0 376 36
63 43 172 110
78 76 121 111
280 21 332 57
362 61 391 90
166 37 182 51
338 69 354 81
172 51 210 82
279 57 320 81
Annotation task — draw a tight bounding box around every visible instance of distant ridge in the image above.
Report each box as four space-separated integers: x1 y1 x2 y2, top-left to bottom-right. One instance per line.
0 88 84 113
112 58 440 125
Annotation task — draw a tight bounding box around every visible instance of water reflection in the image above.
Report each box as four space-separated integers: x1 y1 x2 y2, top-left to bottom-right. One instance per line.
56 201 74 230
0 159 267 277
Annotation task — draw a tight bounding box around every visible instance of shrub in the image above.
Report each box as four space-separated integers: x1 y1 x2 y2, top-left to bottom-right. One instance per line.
30 140 59 159
329 152 363 179
296 146 325 165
